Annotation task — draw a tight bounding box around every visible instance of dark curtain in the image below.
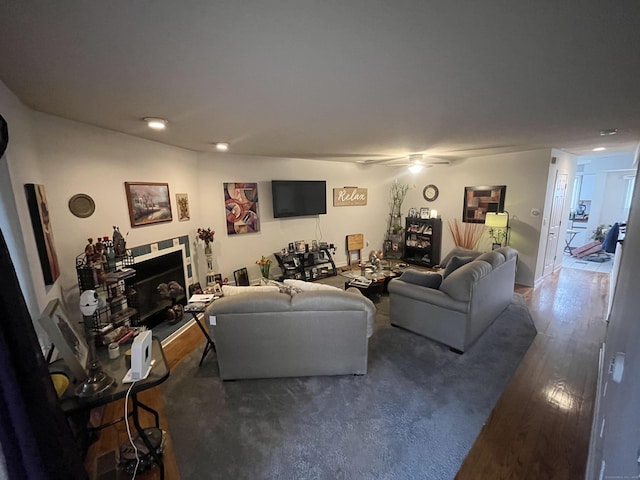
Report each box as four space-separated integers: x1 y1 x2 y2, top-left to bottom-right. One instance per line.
0 228 87 479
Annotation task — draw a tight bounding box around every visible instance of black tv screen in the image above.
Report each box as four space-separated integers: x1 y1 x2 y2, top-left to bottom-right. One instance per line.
272 180 327 218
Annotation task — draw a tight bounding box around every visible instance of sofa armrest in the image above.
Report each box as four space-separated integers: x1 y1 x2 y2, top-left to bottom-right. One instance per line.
388 278 468 313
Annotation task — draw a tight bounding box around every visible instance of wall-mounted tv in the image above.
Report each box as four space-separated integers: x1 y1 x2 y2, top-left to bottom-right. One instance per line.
272 180 327 218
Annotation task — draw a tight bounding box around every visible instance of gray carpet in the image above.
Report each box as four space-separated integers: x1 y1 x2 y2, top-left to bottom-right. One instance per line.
162 293 537 480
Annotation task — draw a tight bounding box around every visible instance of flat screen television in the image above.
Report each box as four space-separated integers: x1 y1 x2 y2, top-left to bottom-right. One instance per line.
272 180 327 218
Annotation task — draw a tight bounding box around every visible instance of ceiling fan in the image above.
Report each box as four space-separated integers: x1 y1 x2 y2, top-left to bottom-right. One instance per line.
357 154 451 171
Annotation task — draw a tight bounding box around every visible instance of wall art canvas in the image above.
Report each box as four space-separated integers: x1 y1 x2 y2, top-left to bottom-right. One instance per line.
39 299 88 382
125 182 173 227
176 193 190 221
25 183 61 285
463 185 506 223
224 182 260 235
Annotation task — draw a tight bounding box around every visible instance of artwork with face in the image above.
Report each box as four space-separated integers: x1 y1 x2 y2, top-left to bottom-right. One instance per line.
224 182 260 235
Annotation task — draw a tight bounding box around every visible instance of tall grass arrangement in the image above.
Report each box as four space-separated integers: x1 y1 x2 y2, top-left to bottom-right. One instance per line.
447 218 485 250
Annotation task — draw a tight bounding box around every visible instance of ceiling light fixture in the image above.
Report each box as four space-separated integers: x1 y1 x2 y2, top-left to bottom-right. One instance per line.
214 142 230 151
593 147 606 152
408 164 423 173
143 117 168 130
599 128 618 136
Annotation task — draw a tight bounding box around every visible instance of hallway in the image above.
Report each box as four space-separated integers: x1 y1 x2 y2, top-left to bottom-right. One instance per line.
457 266 609 479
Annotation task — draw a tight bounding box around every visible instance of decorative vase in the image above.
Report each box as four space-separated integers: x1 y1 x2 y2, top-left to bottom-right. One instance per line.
204 243 213 272
260 264 270 279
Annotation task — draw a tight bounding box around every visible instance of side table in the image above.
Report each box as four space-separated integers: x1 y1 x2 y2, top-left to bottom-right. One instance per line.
184 302 217 366
55 337 169 479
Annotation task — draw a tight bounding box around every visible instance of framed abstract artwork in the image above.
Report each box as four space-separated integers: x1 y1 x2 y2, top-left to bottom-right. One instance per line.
224 182 260 235
24 183 61 285
125 182 173 227
463 185 506 223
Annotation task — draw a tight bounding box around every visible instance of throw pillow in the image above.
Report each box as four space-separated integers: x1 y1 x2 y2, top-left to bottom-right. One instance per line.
221 285 280 297
283 279 341 292
398 270 443 289
443 256 475 278
439 246 482 269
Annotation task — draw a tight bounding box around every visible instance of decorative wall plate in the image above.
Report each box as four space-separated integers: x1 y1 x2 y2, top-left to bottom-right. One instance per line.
68 193 95 218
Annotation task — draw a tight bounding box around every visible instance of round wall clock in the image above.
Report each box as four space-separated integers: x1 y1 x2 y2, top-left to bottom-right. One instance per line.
423 184 439 202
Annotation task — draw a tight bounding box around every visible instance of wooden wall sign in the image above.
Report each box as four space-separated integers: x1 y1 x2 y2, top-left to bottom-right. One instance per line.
333 187 368 207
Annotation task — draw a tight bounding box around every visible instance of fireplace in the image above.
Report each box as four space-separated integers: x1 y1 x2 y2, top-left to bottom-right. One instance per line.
134 249 187 327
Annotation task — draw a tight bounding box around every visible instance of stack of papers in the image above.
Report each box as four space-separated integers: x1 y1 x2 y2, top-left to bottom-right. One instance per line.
188 294 215 303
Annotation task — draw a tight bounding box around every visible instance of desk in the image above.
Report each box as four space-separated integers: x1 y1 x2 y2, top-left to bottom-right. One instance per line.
184 303 217 366
565 229 579 254
55 337 169 479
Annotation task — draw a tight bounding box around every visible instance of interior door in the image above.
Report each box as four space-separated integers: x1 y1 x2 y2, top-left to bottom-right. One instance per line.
543 172 568 276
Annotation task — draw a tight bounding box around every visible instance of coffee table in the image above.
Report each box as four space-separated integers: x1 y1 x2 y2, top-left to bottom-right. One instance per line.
341 267 403 298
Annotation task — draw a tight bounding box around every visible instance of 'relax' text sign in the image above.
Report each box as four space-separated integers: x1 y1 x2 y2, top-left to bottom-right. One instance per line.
333 187 368 207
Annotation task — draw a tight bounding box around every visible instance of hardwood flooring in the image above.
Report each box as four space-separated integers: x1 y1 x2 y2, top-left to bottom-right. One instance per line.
456 267 609 480
83 266 608 479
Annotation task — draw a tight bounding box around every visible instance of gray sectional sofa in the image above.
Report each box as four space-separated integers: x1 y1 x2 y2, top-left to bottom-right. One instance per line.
388 247 518 352
206 287 376 380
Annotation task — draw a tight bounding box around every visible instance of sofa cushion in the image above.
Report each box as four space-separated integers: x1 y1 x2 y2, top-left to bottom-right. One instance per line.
221 285 280 296
283 279 342 292
440 260 493 301
439 246 482 268
474 251 505 269
291 290 376 338
398 269 443 289
493 246 518 262
443 256 475 278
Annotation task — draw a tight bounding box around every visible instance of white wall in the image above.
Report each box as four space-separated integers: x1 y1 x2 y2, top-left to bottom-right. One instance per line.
401 149 553 286
0 80 56 322
193 153 394 284
587 152 640 476
29 112 200 315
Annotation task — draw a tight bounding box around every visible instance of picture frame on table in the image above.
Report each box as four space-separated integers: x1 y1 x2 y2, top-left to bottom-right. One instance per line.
38 299 88 383
124 182 173 227
420 207 430 219
233 267 250 286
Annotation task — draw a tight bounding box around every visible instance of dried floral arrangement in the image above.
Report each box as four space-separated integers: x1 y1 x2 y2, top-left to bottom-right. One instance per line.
447 218 485 250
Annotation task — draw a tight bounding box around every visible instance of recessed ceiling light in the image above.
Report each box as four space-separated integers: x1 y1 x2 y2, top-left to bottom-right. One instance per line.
599 129 618 136
593 147 606 152
143 117 168 130
214 142 230 151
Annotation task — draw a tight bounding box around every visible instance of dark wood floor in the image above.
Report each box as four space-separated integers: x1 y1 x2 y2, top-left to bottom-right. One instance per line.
83 266 609 479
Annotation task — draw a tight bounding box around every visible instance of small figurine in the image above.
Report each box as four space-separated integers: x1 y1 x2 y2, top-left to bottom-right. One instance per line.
112 226 127 257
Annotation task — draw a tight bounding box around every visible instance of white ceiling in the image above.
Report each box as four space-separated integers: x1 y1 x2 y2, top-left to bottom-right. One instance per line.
1 1 640 164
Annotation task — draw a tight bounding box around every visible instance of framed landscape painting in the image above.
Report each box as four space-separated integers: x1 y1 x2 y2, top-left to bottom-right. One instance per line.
125 182 173 227
463 185 506 223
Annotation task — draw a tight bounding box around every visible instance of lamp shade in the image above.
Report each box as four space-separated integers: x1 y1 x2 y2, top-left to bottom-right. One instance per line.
485 212 508 228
